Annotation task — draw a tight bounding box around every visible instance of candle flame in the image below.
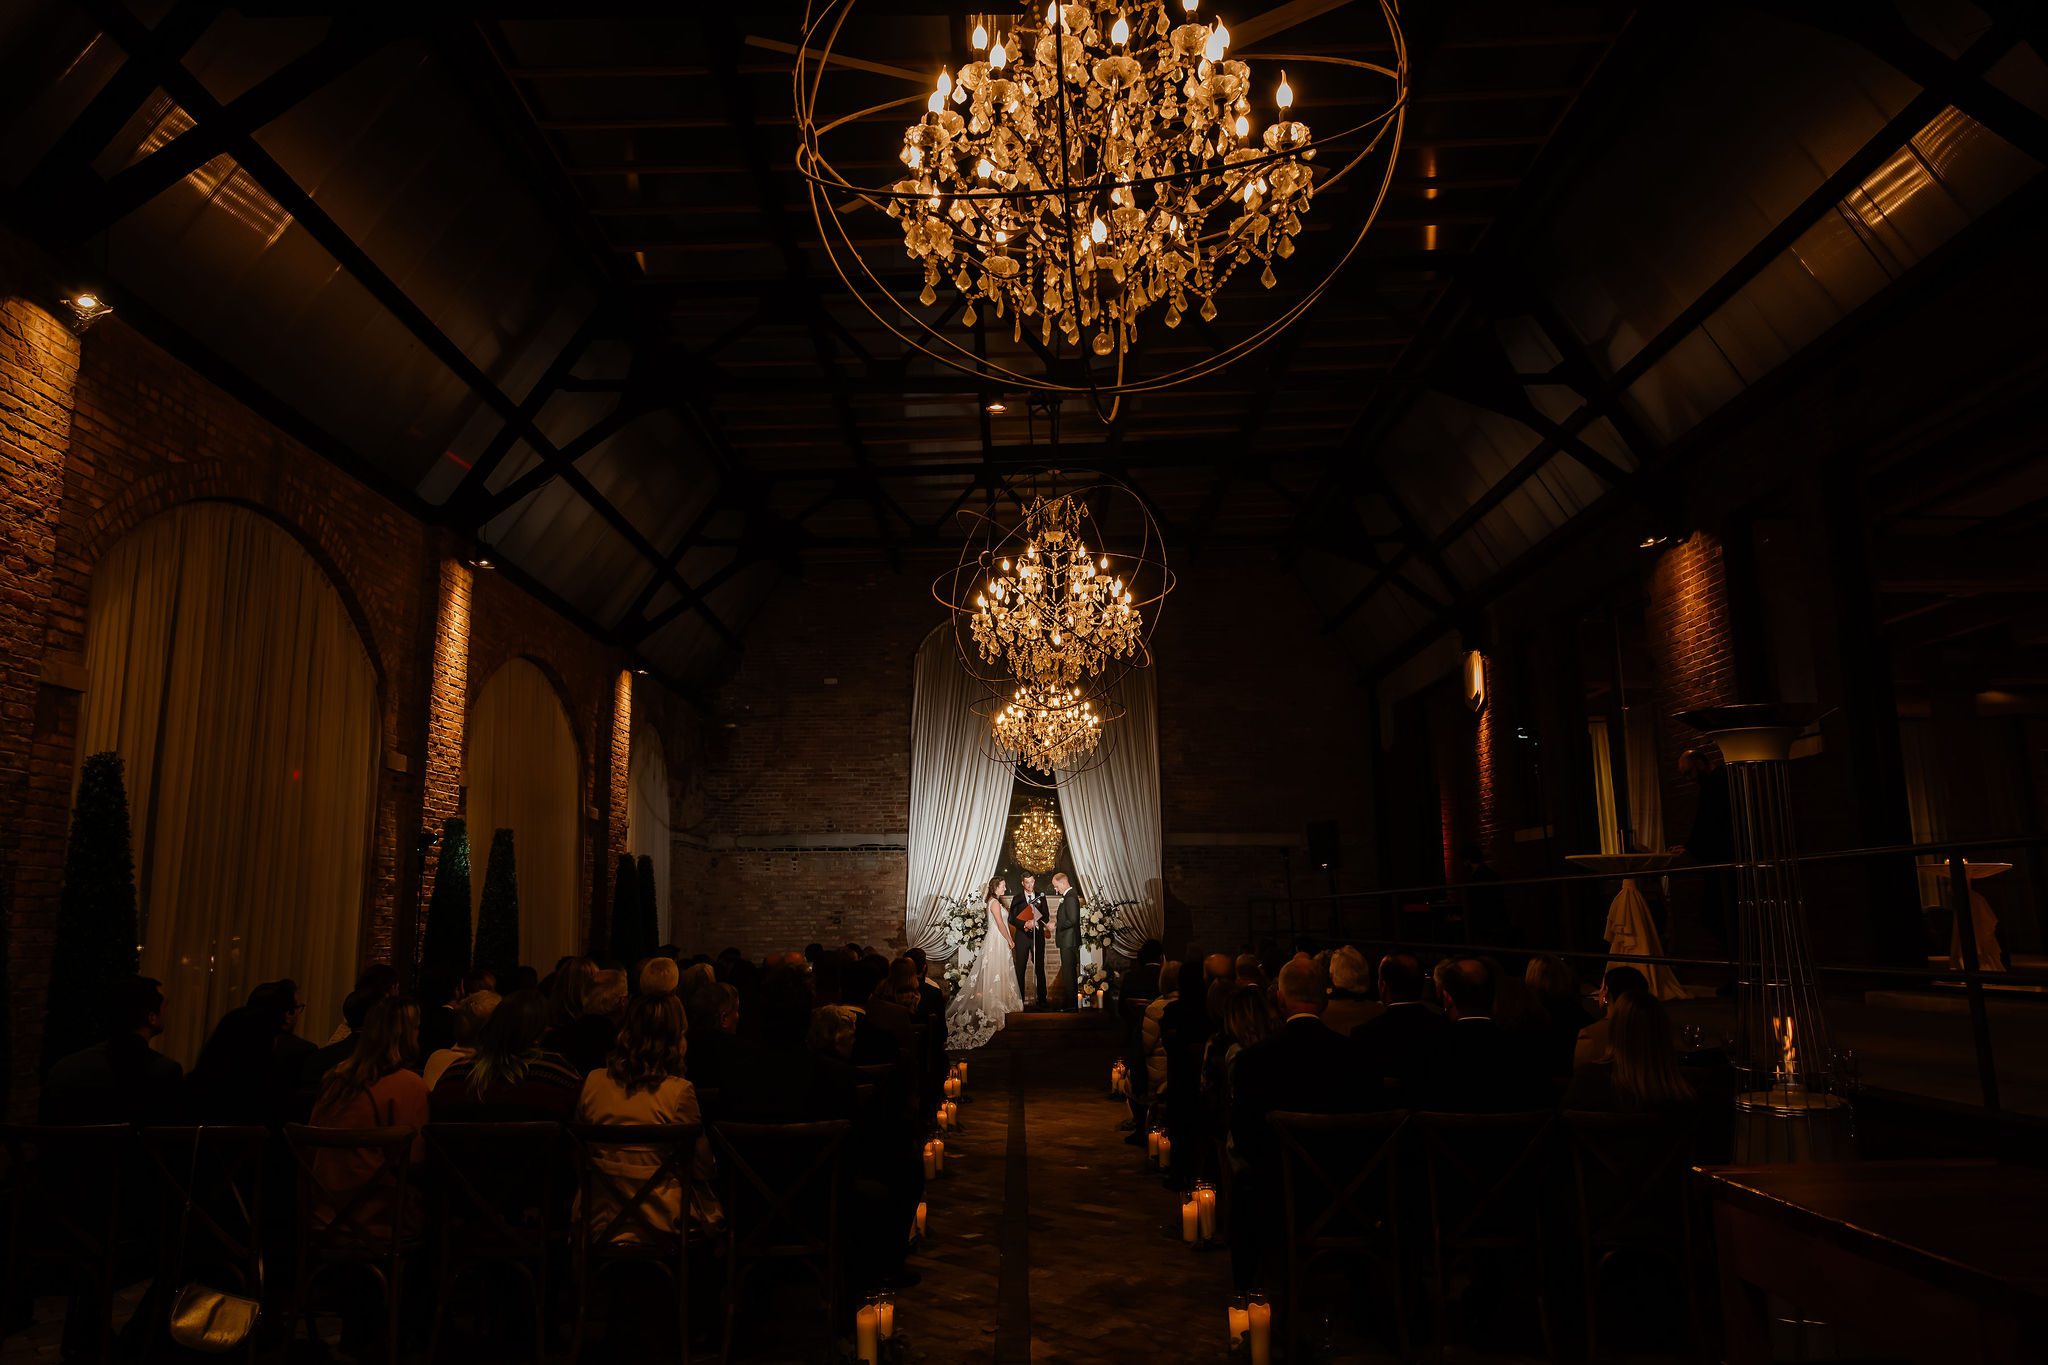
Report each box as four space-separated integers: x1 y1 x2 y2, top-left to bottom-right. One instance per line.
1773 1014 1798 1080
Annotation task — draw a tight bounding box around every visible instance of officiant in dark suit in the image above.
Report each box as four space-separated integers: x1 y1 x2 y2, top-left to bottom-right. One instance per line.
1010 873 1048 1007
1051 871 1083 1011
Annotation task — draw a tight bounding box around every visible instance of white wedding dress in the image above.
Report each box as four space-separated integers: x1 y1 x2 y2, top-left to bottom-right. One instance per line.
947 898 1023 1051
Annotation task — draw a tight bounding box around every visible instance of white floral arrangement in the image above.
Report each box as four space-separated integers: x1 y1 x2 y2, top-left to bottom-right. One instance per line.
1078 962 1113 998
1078 899 1121 951
938 891 988 990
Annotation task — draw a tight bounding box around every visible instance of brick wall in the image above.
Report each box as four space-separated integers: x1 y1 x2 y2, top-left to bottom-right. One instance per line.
1645 531 1738 843
675 552 1374 960
0 234 630 1109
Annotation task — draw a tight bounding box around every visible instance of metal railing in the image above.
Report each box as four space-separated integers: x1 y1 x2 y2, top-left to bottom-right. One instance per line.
1244 834 2048 1114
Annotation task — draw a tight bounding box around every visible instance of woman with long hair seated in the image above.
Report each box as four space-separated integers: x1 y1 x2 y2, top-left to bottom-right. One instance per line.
308 997 429 1233
430 988 583 1121
574 992 720 1239
1563 990 1695 1112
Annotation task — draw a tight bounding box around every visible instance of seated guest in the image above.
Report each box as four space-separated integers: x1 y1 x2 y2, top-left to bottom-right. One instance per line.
1322 946 1383 1035
681 976 742 1092
905 947 947 1032
40 976 183 1124
1526 954 1596 1079
308 998 428 1233
574 993 718 1237
1141 960 1179 1101
547 956 598 1029
295 988 375 1114
423 989 499 1090
1351 953 1446 1105
1230 956 1375 1171
1233 952 1266 989
640 957 681 997
841 954 903 1065
721 967 856 1123
325 963 398 1044
186 1003 293 1124
1162 957 1220 1181
1202 984 1277 1164
1573 966 1649 1067
1564 990 1695 1112
432 988 582 1121
548 968 629 1074
1426 958 1553 1112
249 978 316 1076
1123 940 1165 999
808 1004 859 1062
1202 952 1234 989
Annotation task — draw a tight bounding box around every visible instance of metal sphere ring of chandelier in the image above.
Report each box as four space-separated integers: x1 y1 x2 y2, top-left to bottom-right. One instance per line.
793 0 1408 413
934 470 1173 698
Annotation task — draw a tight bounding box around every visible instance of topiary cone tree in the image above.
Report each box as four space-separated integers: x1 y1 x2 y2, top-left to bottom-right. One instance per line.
419 817 472 989
41 752 141 1074
473 828 521 987
609 854 643 966
635 853 661 955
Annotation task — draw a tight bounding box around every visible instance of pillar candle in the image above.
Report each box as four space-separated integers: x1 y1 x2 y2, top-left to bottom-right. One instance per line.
1146 1129 1161 1161
1196 1186 1217 1239
1228 1304 1250 1341
958 1061 968 1084
877 1299 896 1339
944 1100 959 1128
933 1137 945 1172
855 1305 880 1364
914 1201 927 1238
922 1142 937 1179
1248 1297 1272 1365
1158 1134 1172 1167
1181 1197 1199 1244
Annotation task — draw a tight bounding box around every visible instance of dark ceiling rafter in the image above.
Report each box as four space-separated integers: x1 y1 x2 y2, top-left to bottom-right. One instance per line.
1352 15 2046 677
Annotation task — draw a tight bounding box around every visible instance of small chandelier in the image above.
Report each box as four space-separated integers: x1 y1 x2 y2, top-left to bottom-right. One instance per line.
795 0 1407 410
972 492 1139 688
1012 800 1063 871
988 682 1108 774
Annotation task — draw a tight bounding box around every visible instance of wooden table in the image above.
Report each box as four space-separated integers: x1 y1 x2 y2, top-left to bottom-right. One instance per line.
1700 1160 2048 1364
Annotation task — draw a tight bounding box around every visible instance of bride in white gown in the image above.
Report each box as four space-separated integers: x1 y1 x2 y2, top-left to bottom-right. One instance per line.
948 876 1024 1051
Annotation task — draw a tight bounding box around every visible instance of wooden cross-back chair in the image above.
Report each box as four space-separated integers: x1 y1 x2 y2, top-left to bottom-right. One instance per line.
1413 1110 1561 1361
708 1119 851 1362
423 1121 565 1362
283 1124 419 1364
140 1125 268 1362
1270 1109 1412 1362
0 1124 136 1363
568 1122 701 1364
1563 1109 1702 1361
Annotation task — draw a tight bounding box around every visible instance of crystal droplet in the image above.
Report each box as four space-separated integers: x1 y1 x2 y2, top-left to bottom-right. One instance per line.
1200 296 1218 322
1276 234 1295 259
1164 307 1181 329
1260 263 1276 288
920 283 937 306
963 303 978 326
1092 329 1114 356
1013 315 1023 342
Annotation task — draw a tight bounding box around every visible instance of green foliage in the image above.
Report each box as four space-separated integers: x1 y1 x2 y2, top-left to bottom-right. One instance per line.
473 828 521 985
419 817 472 988
41 753 140 1073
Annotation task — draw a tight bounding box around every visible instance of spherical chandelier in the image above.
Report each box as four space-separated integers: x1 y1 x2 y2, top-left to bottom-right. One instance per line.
794 0 1408 415
970 490 1141 688
1012 799 1064 871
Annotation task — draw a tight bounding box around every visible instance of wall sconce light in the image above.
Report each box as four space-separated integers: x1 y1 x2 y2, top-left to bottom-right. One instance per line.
60 290 114 331
463 539 495 570
1462 649 1488 713
1638 531 1671 551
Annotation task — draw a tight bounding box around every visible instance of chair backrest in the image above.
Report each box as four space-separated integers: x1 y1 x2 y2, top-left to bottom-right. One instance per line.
424 1122 564 1250
284 1124 418 1257
1413 1110 1558 1250
0 1124 135 1266
1563 1110 1695 1253
708 1120 850 1264
141 1126 268 1292
1269 1110 1409 1253
570 1123 701 1250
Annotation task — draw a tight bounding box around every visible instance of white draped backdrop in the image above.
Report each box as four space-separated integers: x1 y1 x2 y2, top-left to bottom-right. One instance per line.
1057 667 1163 958
466 658 582 970
903 629 1014 957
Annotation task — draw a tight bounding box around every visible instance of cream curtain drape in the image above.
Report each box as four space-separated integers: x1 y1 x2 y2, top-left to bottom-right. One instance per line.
629 730 673 943
904 629 1014 957
1624 709 1666 852
1588 719 1621 855
1057 668 1162 958
80 502 377 1063
466 659 582 970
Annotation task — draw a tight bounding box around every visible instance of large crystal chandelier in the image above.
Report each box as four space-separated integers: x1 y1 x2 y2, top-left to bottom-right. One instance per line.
987 682 1110 774
970 492 1140 688
894 1 1312 359
1012 799 1064 871
795 0 1407 405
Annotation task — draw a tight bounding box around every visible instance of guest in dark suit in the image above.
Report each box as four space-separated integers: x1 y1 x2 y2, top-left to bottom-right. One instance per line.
1122 940 1165 1000
40 976 183 1124
1351 953 1447 1106
1525 954 1596 1079
1230 956 1375 1173
842 953 903 1066
1426 957 1552 1112
682 977 744 1093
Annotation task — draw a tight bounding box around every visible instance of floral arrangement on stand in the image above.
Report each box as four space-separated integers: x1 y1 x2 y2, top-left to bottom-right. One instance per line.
1078 898 1121 952
1078 961 1114 1005
937 891 989 991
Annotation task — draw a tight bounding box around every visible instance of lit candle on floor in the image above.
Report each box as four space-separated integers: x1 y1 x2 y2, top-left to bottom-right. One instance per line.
933 1137 945 1172
944 1099 959 1128
1248 1293 1272 1365
914 1200 927 1238
876 1296 896 1339
922 1141 937 1179
1146 1128 1161 1162
1228 1297 1250 1342
855 1303 879 1364
959 1060 969 1085
1195 1183 1217 1239
1181 1197 1199 1243
1158 1133 1172 1167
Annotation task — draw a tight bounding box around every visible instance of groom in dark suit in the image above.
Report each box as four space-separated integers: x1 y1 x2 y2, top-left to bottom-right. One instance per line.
1010 874 1048 1007
1051 871 1083 1011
